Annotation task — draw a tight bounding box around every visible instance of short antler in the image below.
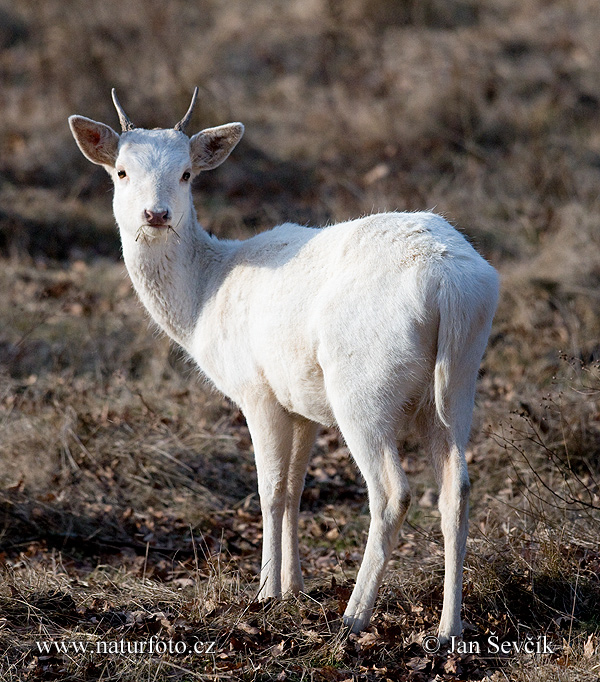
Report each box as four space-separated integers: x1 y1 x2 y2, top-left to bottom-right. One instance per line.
174 87 199 133
111 89 135 132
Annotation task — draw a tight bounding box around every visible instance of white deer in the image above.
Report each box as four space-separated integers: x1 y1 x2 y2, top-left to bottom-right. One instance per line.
69 89 498 641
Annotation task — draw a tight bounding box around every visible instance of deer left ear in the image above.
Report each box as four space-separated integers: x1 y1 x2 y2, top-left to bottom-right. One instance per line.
69 116 120 168
190 122 244 172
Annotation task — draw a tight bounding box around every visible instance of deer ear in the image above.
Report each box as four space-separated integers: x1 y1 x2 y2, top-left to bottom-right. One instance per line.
190 122 244 172
69 116 120 168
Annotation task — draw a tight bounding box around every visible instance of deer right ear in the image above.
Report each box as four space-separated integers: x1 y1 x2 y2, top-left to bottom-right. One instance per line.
69 116 119 168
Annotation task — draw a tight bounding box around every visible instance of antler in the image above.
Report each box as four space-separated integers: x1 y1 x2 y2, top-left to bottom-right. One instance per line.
174 87 199 133
111 89 135 132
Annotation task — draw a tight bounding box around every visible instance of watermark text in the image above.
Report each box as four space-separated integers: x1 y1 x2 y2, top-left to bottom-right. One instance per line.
35 637 217 657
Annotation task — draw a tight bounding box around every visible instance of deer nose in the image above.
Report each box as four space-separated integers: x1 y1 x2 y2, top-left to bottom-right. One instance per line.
143 208 171 227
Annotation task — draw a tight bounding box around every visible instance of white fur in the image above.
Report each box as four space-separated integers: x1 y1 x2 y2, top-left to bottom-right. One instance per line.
69 105 499 640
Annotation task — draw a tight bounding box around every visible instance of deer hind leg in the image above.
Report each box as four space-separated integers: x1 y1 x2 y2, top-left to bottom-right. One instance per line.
424 354 482 643
281 417 318 595
243 396 294 600
429 425 471 644
332 410 411 633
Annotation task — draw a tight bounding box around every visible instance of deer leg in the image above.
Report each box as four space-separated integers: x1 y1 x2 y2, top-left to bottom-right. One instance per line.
243 397 294 600
334 418 410 633
425 352 481 644
281 418 318 594
435 439 470 643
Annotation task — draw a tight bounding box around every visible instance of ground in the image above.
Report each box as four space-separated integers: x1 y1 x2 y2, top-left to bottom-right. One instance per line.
0 0 599 680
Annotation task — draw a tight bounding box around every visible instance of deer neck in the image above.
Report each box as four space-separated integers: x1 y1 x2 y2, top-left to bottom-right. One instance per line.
119 208 230 351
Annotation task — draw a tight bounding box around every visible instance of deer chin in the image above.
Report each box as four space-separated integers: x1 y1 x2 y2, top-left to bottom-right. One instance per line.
135 224 174 243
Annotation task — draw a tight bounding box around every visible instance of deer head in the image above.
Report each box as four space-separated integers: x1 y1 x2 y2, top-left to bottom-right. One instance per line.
69 89 244 240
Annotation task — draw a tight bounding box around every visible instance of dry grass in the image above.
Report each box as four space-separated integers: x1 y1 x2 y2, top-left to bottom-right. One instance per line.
1 0 599 679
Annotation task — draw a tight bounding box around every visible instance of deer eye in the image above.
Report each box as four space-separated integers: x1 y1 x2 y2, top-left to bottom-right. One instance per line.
181 171 191 182
117 169 127 179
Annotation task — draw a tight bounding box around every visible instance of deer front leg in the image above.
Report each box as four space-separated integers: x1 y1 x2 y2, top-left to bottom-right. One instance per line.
243 396 294 600
281 418 318 595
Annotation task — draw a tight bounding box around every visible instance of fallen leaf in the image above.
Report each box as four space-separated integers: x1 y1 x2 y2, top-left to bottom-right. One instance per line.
584 634 596 658
238 622 261 636
407 656 428 671
443 656 462 674
271 640 285 656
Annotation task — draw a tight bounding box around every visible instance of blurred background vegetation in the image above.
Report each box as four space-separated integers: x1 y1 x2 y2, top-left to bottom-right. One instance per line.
1 0 599 273
1 0 599 680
